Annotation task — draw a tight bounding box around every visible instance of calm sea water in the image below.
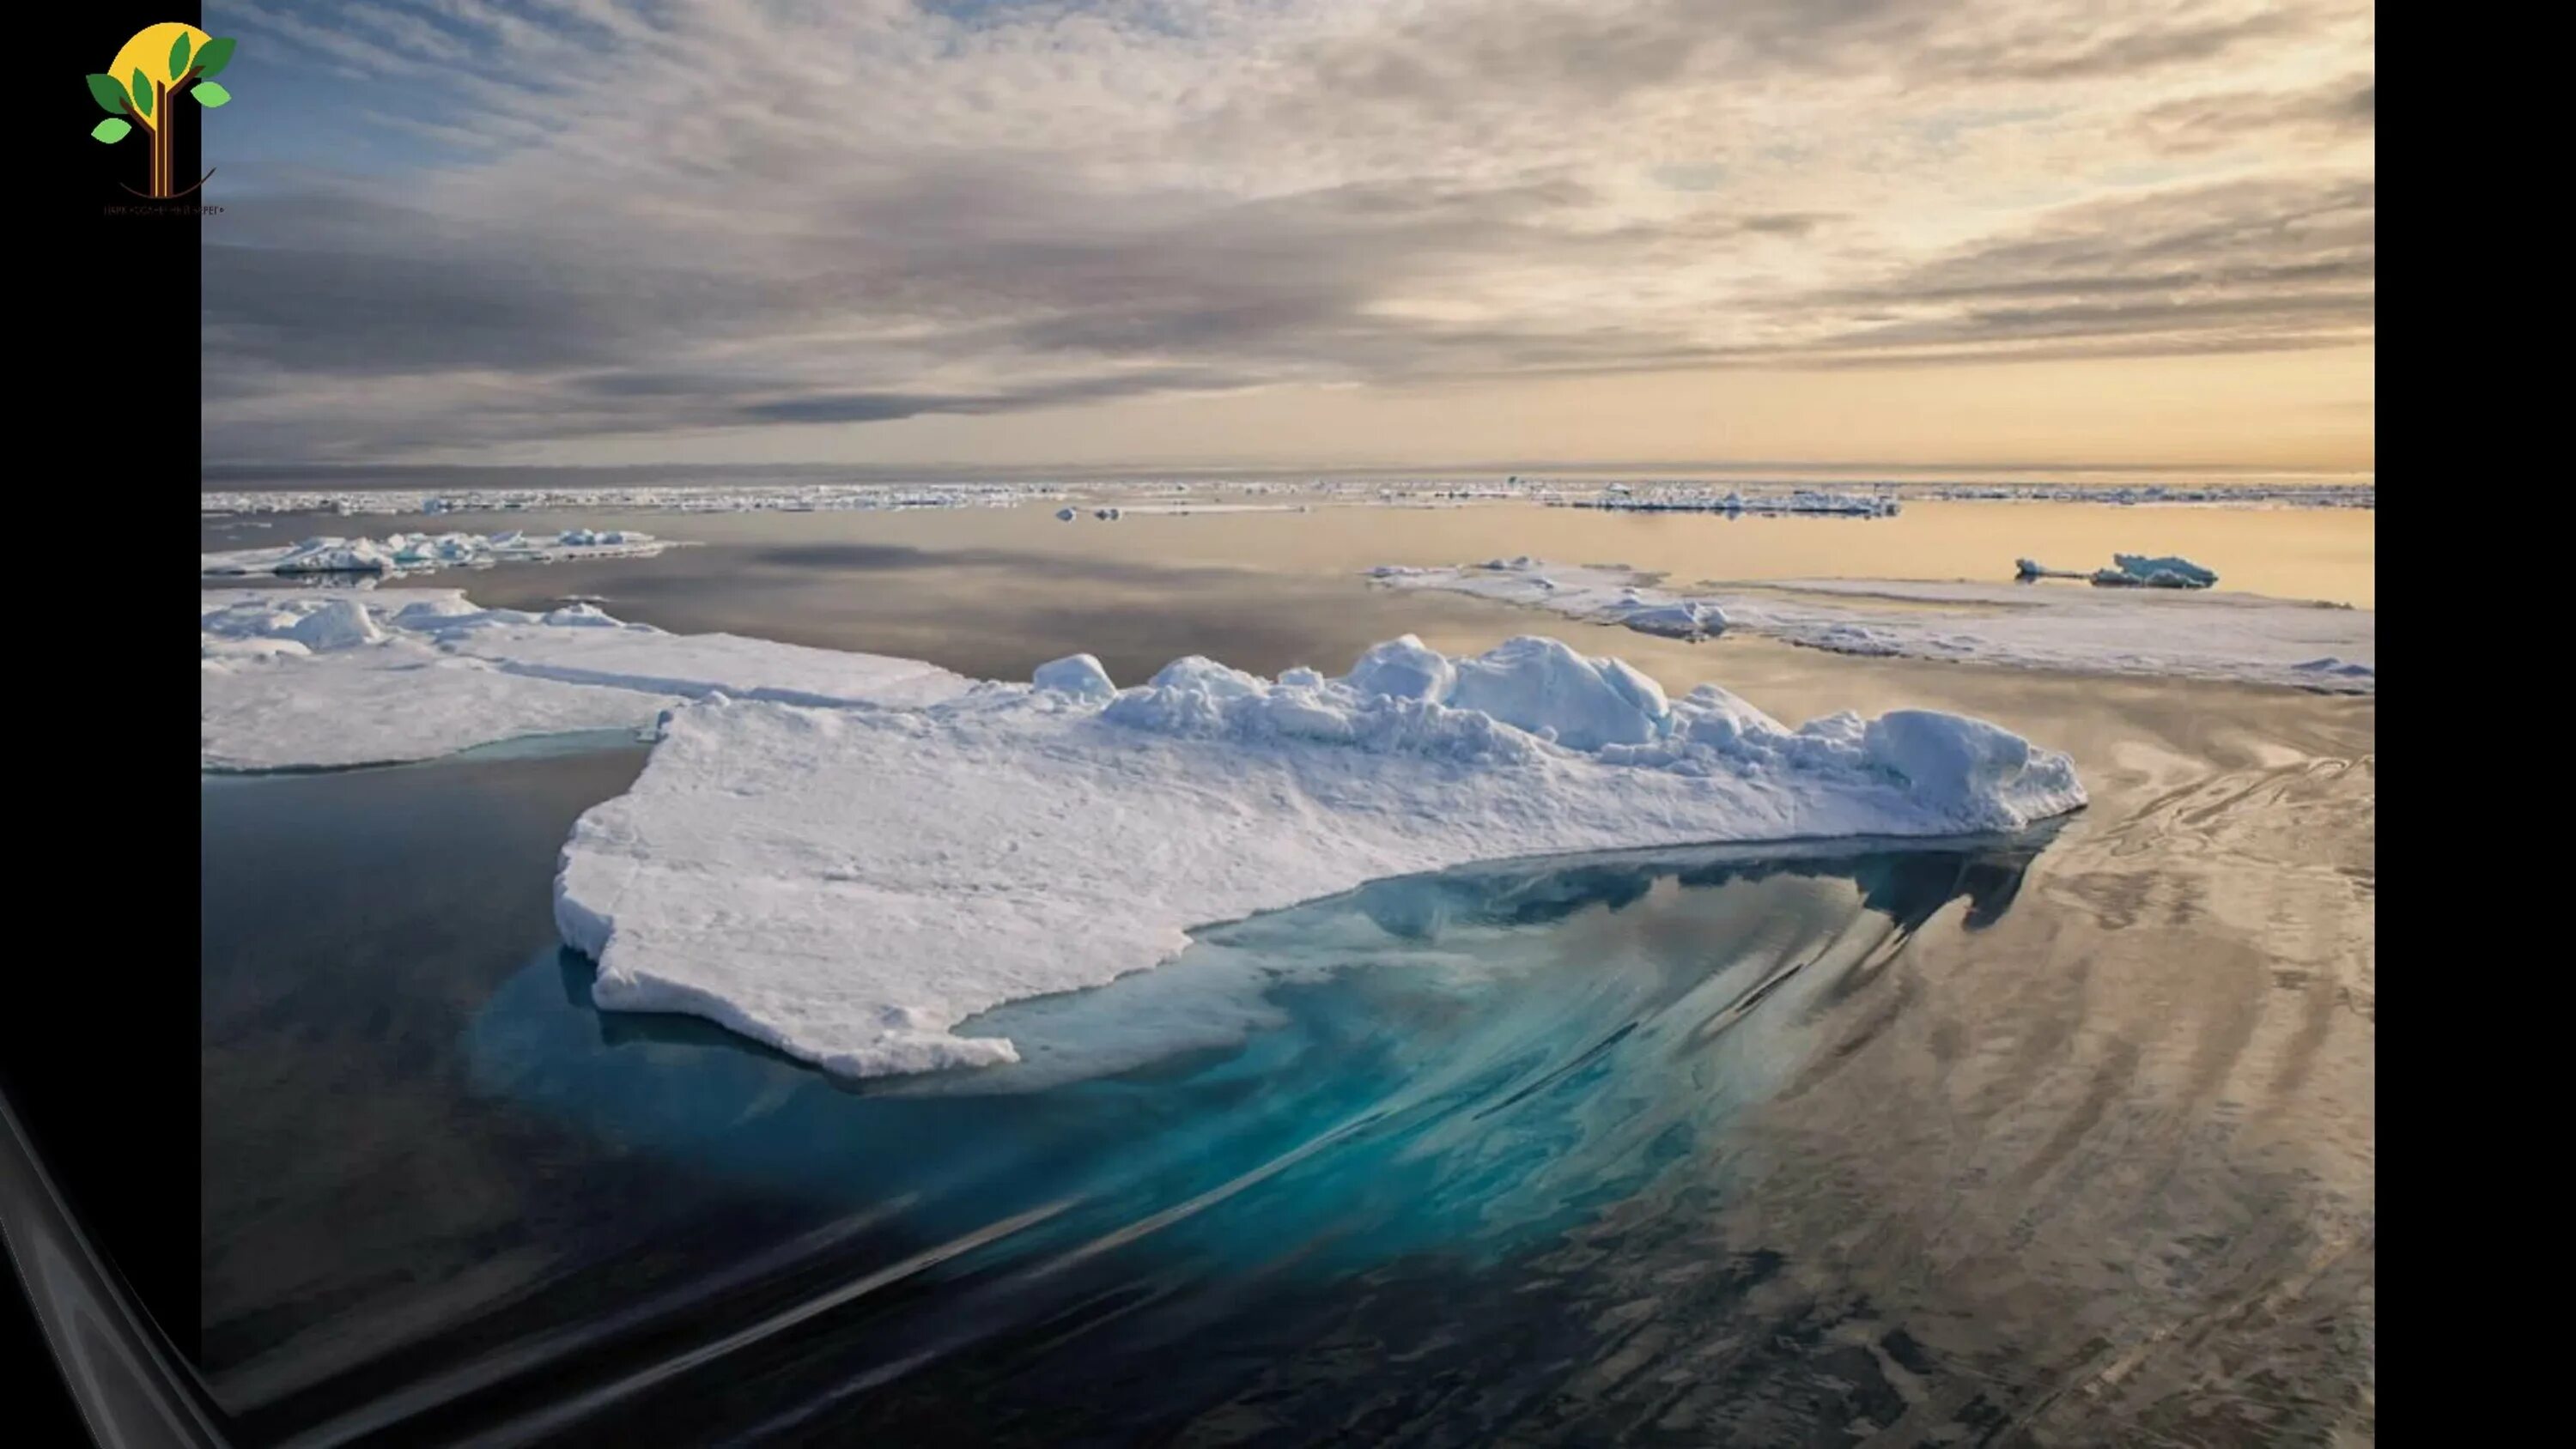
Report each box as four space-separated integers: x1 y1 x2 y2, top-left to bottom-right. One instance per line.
198 501 2373 1446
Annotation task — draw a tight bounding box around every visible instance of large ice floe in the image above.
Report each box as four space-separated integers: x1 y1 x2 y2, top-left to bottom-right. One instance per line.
203 589 2085 1080
1370 559 2372 693
199 591 969 770
202 528 670 579
551 632 2085 1080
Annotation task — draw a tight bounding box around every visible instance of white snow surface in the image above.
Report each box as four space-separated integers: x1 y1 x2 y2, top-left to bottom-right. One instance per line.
203 529 670 578
200 590 969 770
553 633 2085 1080
1368 560 2373 693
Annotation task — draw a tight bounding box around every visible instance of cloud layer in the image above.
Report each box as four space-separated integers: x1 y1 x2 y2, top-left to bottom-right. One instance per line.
202 0 2374 465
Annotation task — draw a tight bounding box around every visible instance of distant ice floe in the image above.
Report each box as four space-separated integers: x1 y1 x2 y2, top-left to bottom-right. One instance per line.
198 476 2372 518
198 590 969 770
1370 559 2372 693
554 632 2084 1079
1552 486 1901 517
201 529 669 579
1917 481 2374 509
2017 553 2219 589
200 484 1059 517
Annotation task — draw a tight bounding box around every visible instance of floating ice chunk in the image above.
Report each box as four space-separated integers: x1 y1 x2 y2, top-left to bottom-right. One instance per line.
1611 599 1728 639
554 634 2087 1079
2111 554 2218 587
1033 653 1116 700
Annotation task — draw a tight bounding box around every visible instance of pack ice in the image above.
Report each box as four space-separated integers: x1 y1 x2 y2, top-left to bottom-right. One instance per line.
201 528 668 579
554 634 2086 1080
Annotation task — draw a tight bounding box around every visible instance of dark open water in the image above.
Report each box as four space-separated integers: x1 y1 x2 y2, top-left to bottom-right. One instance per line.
200 509 2372 1446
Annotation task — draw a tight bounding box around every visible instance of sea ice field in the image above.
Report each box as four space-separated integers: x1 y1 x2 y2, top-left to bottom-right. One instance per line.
195 484 2372 1445
1370 557 2372 692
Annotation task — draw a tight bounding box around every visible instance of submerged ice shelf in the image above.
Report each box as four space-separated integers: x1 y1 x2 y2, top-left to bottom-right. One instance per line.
202 528 670 579
1370 559 2373 693
552 634 2084 1080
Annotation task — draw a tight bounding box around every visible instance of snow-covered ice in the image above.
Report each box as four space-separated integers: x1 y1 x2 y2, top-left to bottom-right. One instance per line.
202 528 670 579
553 634 2084 1080
199 590 969 770
1368 559 2371 693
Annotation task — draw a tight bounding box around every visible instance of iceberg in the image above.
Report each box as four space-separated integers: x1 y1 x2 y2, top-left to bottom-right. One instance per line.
552 634 2084 1081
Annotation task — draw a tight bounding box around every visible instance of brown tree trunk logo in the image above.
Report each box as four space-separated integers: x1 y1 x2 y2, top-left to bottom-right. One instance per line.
87 23 238 200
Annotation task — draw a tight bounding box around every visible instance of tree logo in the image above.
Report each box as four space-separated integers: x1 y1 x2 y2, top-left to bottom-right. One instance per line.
86 23 237 200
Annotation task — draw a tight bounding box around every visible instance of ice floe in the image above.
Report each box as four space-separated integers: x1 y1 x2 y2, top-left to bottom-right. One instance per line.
2015 552 2219 589
1370 559 2372 693
552 634 2084 1080
2105 553 2219 588
1553 486 1900 517
199 590 969 770
197 476 2371 519
202 529 670 579
1916 481 2373 509
199 484 1060 517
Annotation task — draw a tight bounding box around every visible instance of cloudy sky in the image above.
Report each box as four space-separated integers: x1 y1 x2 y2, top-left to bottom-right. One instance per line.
199 0 2372 474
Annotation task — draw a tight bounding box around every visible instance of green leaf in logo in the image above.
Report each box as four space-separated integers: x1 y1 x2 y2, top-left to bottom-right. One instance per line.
85 74 127 114
91 117 132 144
171 32 192 77
194 81 233 108
194 37 238 81
130 70 152 117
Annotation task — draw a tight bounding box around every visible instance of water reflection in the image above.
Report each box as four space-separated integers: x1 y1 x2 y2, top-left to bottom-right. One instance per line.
395 837 2045 1442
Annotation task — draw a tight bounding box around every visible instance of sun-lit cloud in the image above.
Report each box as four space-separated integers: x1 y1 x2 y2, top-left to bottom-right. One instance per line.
201 0 2374 470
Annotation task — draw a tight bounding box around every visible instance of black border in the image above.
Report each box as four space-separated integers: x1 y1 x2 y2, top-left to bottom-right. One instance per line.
14 6 204 1443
